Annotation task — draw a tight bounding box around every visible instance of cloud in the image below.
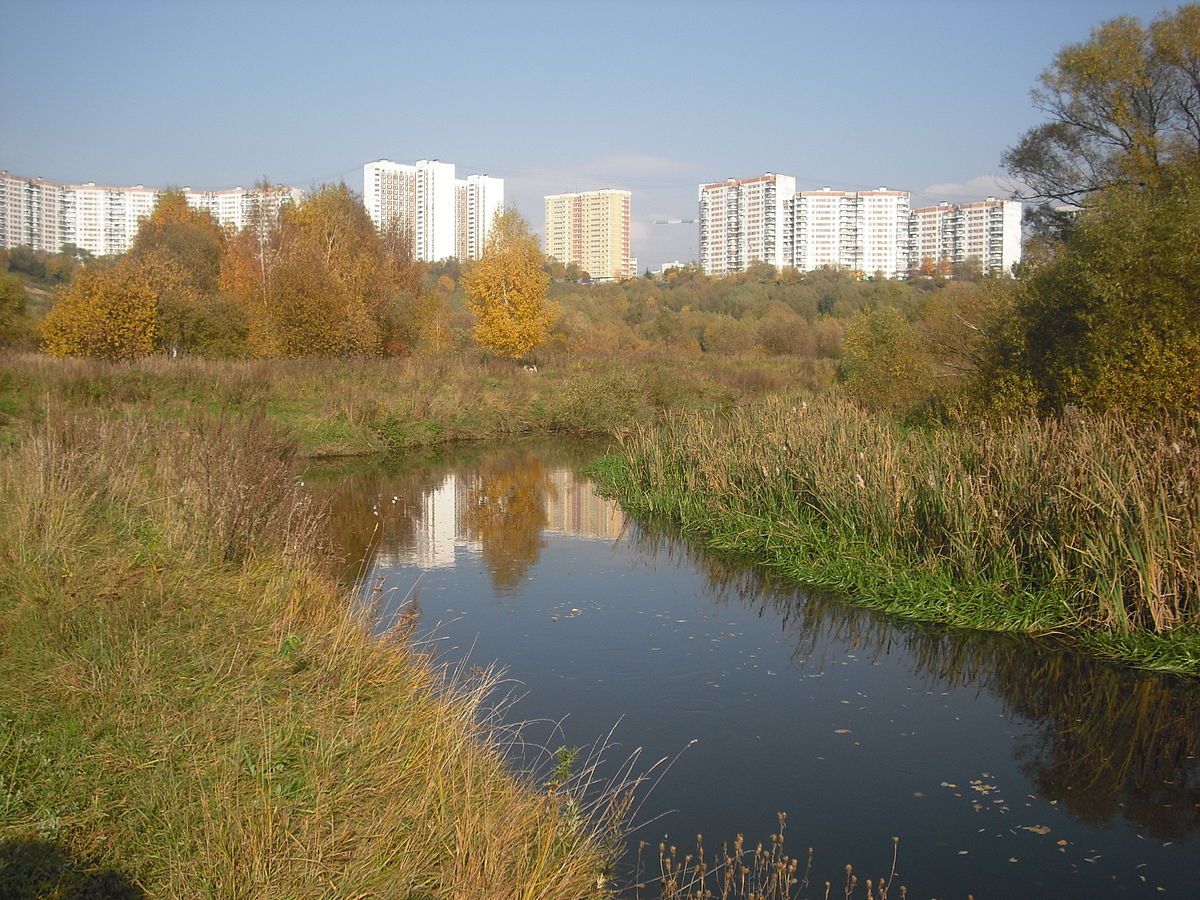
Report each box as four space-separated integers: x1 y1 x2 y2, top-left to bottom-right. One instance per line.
915 173 1027 205
586 155 701 180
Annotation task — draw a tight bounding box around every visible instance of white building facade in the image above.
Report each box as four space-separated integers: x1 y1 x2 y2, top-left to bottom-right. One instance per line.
791 188 855 272
184 185 302 236
789 187 910 277
909 198 1022 275
1 170 301 257
697 172 1019 278
855 188 910 278
465 174 504 260
1 174 66 253
362 159 503 262
697 173 796 277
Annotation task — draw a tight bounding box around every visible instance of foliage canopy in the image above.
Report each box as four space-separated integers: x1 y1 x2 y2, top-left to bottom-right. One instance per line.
980 161 1200 419
1004 6 1200 205
463 210 553 359
41 263 159 360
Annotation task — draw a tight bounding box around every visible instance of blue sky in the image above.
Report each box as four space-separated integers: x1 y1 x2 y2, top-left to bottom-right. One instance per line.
0 0 1176 268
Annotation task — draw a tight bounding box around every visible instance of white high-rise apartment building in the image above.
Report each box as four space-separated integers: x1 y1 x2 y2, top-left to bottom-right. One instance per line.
855 188 910 278
909 198 1022 275
415 159 457 261
465 174 503 260
362 159 503 262
697 173 796 277
1 170 301 256
792 188 855 272
791 187 909 278
63 183 159 257
1 174 66 252
543 189 634 281
363 159 418 240
185 185 302 235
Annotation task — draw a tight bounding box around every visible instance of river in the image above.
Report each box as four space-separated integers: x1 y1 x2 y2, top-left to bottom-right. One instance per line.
307 436 1200 898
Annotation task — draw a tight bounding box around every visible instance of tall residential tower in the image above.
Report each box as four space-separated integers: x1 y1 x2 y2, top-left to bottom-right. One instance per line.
362 159 503 262
697 174 796 277
909 198 1022 275
792 187 910 278
695 172 1019 278
543 189 634 281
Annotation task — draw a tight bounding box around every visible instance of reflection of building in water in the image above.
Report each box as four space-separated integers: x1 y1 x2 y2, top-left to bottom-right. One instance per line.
375 474 481 569
374 467 624 570
544 469 625 539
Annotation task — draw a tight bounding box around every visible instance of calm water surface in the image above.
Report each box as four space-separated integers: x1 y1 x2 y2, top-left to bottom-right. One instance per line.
309 437 1200 899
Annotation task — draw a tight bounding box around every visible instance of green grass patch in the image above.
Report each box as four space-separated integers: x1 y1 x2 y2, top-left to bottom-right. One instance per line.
0 351 820 458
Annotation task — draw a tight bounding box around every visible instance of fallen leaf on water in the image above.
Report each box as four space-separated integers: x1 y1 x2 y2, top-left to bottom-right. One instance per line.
1021 825 1052 835
834 729 851 734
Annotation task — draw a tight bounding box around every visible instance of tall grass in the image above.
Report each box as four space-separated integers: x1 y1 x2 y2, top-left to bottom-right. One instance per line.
0 351 829 457
0 408 617 897
600 395 1200 672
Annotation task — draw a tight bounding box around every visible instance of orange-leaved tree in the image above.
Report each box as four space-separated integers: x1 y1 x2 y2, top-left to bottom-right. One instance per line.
223 183 396 357
41 262 159 360
463 209 553 360
41 190 236 359
126 190 241 356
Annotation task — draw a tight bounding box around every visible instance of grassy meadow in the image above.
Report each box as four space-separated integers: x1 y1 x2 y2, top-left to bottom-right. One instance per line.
0 350 830 456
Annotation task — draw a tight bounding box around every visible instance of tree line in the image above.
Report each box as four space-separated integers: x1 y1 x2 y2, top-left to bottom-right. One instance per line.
16 184 550 362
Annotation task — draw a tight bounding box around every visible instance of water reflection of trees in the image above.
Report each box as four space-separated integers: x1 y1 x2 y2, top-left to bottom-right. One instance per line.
460 451 553 591
308 437 614 591
620 519 1200 841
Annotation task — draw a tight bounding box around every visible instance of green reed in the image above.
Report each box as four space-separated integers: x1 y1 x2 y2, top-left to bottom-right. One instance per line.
602 396 1200 672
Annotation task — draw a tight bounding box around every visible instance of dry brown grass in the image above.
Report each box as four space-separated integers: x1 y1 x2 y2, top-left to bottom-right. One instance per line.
0 407 616 897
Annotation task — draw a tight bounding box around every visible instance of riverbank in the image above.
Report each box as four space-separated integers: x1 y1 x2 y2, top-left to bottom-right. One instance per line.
591 395 1200 674
0 408 615 897
0 351 828 456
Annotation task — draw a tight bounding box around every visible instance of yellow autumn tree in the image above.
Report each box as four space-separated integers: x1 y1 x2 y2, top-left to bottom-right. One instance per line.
463 209 553 359
127 190 243 357
41 262 159 360
41 191 239 359
223 183 398 357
